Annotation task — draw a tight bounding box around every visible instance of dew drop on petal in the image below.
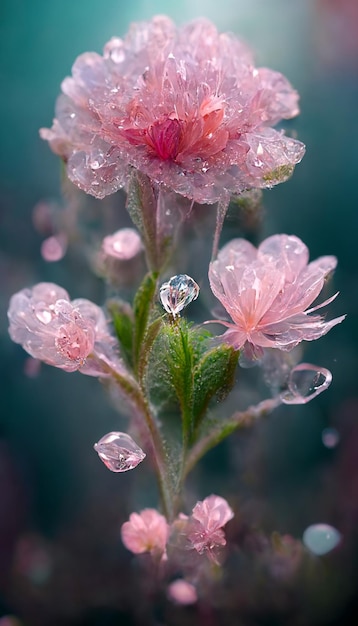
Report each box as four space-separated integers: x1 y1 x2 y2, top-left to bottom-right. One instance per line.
302 524 341 555
33 304 53 324
280 363 332 405
322 427 340 448
94 432 146 473
159 274 200 319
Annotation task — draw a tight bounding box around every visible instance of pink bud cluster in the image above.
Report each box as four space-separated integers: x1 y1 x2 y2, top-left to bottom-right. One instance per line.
121 494 233 564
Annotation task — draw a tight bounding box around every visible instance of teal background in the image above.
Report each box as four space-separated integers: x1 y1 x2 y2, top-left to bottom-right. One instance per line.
1 1 358 624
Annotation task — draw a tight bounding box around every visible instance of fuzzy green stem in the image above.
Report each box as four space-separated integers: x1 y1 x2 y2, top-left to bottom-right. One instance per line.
96 358 174 520
184 396 282 479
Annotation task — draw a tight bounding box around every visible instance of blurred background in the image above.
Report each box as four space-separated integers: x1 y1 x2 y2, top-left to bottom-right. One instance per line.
1 0 358 624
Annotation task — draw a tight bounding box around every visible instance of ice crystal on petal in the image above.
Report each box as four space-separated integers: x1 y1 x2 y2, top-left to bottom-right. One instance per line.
121 509 169 556
40 16 305 203
8 283 122 376
159 274 200 318
94 431 146 472
208 234 345 355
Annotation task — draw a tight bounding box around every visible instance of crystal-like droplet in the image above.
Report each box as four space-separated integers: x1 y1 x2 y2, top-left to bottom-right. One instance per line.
280 363 332 405
302 524 341 556
159 274 200 319
94 432 146 473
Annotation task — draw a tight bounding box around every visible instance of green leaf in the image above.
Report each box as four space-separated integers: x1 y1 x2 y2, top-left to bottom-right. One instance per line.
133 272 159 373
145 319 195 438
192 344 239 430
137 317 163 385
107 299 134 368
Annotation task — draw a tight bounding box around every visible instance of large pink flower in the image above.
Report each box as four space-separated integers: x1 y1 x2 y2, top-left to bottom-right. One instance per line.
8 282 123 376
208 235 345 354
40 16 305 204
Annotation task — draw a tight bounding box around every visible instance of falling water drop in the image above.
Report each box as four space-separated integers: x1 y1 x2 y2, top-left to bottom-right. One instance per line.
280 363 332 405
94 432 146 473
302 524 341 555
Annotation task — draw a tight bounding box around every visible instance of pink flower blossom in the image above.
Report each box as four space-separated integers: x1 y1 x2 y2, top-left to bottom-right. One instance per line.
167 579 198 605
121 509 169 556
208 234 345 356
101 228 143 261
8 282 122 376
186 495 234 561
40 16 304 204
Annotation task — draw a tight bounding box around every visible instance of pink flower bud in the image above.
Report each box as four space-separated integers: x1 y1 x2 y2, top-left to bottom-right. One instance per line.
8 282 122 376
167 579 198 605
121 509 169 557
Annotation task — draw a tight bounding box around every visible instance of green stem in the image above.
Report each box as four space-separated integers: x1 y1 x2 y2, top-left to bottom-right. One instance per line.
96 358 174 520
183 396 282 479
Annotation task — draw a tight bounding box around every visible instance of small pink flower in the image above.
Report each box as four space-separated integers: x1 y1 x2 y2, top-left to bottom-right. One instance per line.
208 234 345 356
121 509 169 556
40 16 304 204
8 282 121 376
186 495 234 561
167 579 198 605
101 228 143 261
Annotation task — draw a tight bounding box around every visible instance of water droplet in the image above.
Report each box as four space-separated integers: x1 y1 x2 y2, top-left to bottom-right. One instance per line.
90 153 105 170
34 304 52 324
322 427 340 448
280 363 332 404
94 432 146 473
159 274 200 319
302 524 341 555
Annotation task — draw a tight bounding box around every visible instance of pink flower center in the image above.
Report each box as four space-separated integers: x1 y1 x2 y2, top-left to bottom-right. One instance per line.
55 321 93 363
121 94 229 163
145 118 184 160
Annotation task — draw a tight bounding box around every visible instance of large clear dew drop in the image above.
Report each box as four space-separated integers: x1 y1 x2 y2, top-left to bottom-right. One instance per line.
302 524 341 555
280 363 332 405
94 431 146 473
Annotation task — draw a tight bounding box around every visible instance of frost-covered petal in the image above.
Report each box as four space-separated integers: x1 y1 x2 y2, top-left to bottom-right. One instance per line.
207 235 345 354
8 283 121 375
258 234 309 282
41 16 304 203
